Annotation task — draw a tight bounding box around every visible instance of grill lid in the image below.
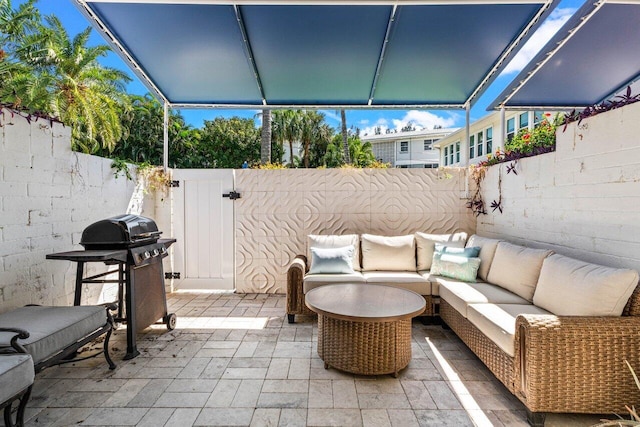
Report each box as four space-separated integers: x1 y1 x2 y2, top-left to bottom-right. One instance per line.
80 214 162 249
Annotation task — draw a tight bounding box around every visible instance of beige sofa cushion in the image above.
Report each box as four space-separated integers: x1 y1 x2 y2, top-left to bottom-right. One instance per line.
308 234 361 271
415 232 467 271
467 303 551 357
487 242 553 301
466 235 502 281
438 279 528 318
363 271 431 295
303 272 365 293
533 254 640 316
361 234 416 271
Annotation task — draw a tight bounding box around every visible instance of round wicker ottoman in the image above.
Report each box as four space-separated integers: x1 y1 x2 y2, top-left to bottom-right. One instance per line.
305 284 426 377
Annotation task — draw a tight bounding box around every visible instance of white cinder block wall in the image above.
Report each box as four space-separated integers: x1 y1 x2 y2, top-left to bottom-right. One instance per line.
477 102 640 272
0 109 143 312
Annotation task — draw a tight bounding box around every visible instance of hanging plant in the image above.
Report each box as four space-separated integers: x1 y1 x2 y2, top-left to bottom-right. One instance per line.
563 86 640 130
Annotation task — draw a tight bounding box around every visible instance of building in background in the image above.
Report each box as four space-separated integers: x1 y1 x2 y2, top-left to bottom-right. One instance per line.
362 128 457 168
435 110 549 166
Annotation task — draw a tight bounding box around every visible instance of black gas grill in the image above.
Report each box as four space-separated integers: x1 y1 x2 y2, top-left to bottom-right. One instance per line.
47 214 176 360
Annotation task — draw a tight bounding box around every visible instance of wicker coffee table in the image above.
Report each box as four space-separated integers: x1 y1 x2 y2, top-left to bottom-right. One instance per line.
305 283 426 377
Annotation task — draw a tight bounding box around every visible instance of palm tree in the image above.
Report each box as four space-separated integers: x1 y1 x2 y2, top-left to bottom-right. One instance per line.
0 0 43 106
5 14 130 152
273 109 301 167
260 109 271 165
299 110 327 168
340 109 351 164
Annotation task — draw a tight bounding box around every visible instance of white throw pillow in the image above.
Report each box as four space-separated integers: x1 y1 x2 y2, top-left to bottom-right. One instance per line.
308 234 361 271
533 254 639 316
308 245 355 275
486 242 553 301
415 232 467 271
361 234 416 271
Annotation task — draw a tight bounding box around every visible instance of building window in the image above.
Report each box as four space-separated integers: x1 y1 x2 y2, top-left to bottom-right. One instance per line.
399 141 408 153
469 134 475 159
486 127 493 154
477 131 484 157
519 112 529 129
444 146 449 166
507 118 515 142
423 139 434 150
455 142 460 163
449 144 455 165
534 111 544 126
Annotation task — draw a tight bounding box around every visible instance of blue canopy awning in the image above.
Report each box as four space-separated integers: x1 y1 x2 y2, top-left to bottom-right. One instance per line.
488 0 640 110
74 0 557 109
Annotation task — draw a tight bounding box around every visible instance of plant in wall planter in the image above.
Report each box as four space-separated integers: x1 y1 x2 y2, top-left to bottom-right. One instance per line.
467 114 560 216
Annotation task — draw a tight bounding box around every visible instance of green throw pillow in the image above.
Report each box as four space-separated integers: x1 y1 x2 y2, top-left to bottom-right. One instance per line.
435 244 481 258
431 253 481 282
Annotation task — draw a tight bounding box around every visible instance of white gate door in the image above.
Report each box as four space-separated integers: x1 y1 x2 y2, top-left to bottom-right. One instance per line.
172 169 235 290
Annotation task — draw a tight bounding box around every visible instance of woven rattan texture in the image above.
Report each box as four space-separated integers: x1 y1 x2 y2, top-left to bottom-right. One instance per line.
514 314 640 414
317 315 412 376
286 255 434 317
440 300 515 393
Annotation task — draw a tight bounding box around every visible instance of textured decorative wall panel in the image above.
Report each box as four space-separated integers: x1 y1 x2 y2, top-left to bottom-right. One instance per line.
234 168 474 293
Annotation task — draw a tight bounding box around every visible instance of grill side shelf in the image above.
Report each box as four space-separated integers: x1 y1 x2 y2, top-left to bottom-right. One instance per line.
46 250 128 263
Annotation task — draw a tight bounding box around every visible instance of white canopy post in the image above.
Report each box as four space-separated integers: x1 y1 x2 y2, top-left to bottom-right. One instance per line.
163 101 169 172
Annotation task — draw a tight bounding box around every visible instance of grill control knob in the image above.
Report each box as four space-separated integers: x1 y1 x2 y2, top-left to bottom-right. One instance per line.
160 246 167 254
152 249 160 257
143 251 151 259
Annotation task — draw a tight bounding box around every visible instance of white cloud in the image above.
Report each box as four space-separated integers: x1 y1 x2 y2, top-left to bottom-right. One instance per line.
502 7 575 75
360 111 459 136
392 110 457 131
323 111 341 123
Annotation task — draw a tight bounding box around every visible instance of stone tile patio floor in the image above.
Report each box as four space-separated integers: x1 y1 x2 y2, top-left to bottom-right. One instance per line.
23 292 606 427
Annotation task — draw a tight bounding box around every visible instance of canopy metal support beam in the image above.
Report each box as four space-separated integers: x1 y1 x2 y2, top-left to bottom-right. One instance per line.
464 0 555 107
163 102 169 171
74 0 169 105
491 0 604 109
368 4 398 105
233 5 267 105
462 103 470 166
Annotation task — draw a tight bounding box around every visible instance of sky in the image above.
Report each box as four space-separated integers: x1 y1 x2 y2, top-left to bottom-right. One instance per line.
30 0 585 133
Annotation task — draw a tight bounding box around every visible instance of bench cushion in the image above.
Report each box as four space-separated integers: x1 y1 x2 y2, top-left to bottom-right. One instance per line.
308 234 361 271
438 279 529 318
363 271 431 295
466 235 502 281
533 254 640 316
361 234 416 271
487 242 553 301
0 354 34 404
467 303 551 357
303 272 366 293
0 306 107 365
415 232 467 271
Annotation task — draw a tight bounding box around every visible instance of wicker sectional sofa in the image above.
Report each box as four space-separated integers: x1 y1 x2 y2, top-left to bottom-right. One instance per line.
287 232 640 425
286 231 468 323
437 235 640 425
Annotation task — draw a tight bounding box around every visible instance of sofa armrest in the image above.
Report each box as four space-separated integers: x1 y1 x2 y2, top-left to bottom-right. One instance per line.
287 255 308 317
514 314 640 413
0 327 30 354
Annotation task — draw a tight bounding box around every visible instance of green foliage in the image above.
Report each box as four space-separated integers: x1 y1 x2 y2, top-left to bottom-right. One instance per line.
323 134 378 168
198 117 261 168
504 115 559 155
110 158 133 180
0 2 131 152
252 162 287 170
